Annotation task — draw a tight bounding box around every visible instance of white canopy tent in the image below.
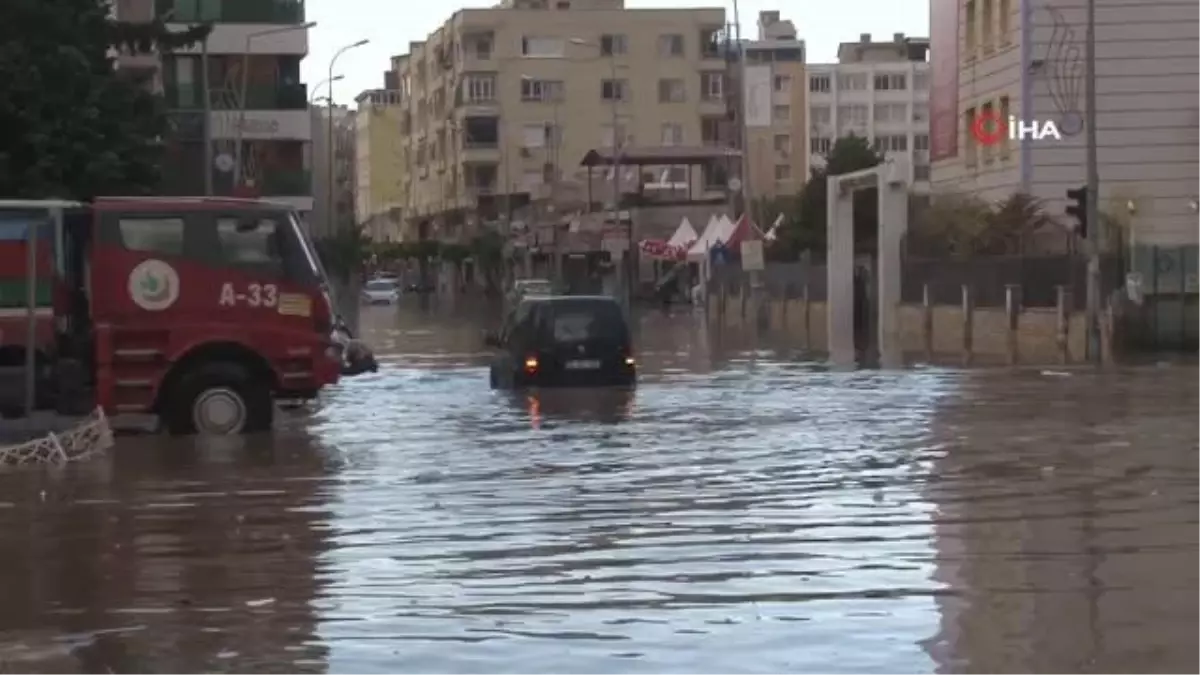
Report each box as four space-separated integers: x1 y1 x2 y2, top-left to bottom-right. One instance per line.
686 214 735 261
666 217 699 250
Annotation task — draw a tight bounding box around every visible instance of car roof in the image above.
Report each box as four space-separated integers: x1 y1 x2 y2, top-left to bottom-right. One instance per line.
518 295 620 306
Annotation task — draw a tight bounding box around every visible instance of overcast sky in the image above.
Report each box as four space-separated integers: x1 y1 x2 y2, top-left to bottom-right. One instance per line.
301 0 929 104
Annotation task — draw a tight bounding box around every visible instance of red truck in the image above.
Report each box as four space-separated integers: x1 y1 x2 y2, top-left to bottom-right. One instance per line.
0 197 362 435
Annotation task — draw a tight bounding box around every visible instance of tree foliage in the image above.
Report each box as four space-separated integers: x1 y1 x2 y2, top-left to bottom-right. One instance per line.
908 192 1064 257
758 135 885 261
0 0 210 199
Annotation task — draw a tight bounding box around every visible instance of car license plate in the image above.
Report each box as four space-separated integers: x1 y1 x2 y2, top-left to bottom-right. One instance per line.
565 359 601 370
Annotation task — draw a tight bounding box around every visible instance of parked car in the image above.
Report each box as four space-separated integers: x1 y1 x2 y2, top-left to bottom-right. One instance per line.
506 278 554 306
484 295 636 389
361 278 400 304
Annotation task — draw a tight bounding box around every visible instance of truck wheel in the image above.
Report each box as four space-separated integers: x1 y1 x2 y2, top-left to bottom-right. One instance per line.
164 362 274 436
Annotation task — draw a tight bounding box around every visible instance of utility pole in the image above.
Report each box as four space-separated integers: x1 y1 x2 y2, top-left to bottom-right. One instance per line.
201 35 213 195
1084 0 1102 362
732 0 749 217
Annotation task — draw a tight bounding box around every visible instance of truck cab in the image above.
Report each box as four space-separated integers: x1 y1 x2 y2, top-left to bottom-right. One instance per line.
0 197 356 435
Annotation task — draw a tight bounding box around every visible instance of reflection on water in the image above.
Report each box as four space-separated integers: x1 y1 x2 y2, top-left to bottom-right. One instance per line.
0 300 1195 673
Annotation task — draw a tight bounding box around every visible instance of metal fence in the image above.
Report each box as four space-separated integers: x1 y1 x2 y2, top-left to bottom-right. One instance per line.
900 254 1123 310
711 260 828 302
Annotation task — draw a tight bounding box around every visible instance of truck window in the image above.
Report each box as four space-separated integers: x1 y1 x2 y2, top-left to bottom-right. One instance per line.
216 216 283 270
118 217 184 255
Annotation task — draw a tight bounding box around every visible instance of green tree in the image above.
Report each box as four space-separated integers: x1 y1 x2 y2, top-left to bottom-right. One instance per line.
0 0 209 199
767 134 884 260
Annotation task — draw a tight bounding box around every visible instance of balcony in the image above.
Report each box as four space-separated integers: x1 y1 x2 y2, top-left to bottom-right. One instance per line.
156 0 305 24
166 83 308 111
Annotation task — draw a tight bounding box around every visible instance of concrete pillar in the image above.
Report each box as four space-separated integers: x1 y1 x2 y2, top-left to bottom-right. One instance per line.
826 177 855 366
877 181 908 368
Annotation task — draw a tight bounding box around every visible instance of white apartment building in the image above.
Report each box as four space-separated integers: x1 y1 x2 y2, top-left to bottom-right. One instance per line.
806 33 932 190
928 0 1198 251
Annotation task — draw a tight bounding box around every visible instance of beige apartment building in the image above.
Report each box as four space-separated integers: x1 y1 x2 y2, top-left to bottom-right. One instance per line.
741 12 808 199
353 89 408 240
384 0 731 243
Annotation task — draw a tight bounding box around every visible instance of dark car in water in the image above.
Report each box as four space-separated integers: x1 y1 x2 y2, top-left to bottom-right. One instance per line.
484 295 636 389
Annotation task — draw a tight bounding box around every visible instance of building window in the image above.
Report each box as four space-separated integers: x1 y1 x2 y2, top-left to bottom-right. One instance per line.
837 73 867 91
914 134 930 151
837 104 869 128
118 217 184 255
773 133 790 154
601 122 628 147
914 165 931 180
810 105 831 126
874 103 907 123
912 104 929 122
658 34 684 57
521 37 565 58
810 137 832 155
913 72 929 90
521 78 564 102
981 0 994 49
464 74 496 102
772 104 790 121
774 164 791 181
661 123 683 146
601 79 629 101
873 135 908 153
964 107 977 165
980 100 996 160
773 74 791 92
521 123 549 148
600 34 628 56
998 0 1011 43
658 78 686 103
965 0 977 53
809 75 830 93
998 95 1012 158
700 115 724 146
873 73 907 90
701 71 724 100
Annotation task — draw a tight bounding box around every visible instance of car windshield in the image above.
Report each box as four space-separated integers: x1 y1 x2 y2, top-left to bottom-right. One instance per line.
366 280 397 291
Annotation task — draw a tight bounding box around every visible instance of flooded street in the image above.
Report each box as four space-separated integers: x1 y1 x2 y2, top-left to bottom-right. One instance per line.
1 300 1196 673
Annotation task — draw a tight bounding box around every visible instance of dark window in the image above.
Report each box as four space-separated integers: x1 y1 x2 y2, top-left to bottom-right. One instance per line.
533 299 629 343
216 216 283 269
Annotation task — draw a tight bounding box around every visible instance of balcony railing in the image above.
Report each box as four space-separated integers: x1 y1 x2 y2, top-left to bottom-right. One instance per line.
165 83 308 110
156 0 305 24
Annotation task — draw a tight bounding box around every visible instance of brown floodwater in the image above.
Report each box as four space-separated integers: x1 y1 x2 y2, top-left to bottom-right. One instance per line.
0 300 1196 673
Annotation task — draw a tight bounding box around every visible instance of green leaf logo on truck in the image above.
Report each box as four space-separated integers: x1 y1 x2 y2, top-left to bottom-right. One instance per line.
128 259 180 311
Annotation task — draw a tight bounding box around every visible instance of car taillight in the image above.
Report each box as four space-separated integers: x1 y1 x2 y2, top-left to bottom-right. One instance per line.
624 356 635 366
524 356 539 372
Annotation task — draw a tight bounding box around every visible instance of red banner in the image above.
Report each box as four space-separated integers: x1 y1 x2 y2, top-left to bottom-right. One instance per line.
639 239 686 260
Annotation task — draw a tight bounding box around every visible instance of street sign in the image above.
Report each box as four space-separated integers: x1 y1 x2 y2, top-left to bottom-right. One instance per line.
214 153 234 173
740 240 765 271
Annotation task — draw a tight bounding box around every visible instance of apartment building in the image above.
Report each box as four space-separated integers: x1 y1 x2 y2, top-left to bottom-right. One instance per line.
353 89 410 241
385 0 729 243
928 0 1199 250
115 0 315 213
806 33 932 190
310 105 356 238
741 12 808 199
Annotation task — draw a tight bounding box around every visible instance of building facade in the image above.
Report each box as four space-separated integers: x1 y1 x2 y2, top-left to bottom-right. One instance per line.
353 89 409 241
927 0 1199 251
115 0 315 214
741 12 809 199
310 105 356 238
382 0 730 243
806 33 932 190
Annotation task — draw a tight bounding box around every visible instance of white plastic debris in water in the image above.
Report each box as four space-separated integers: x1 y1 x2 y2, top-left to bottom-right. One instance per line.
245 598 275 608
1040 370 1071 377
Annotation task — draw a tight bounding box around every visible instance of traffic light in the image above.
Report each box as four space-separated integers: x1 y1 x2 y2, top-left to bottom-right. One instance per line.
1066 186 1088 239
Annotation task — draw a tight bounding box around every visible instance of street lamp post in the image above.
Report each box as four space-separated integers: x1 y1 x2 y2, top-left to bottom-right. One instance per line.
310 75 343 104
569 38 628 306
326 39 370 235
234 21 317 187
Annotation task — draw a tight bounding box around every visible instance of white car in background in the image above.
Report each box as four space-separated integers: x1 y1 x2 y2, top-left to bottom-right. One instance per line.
361 278 401 304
